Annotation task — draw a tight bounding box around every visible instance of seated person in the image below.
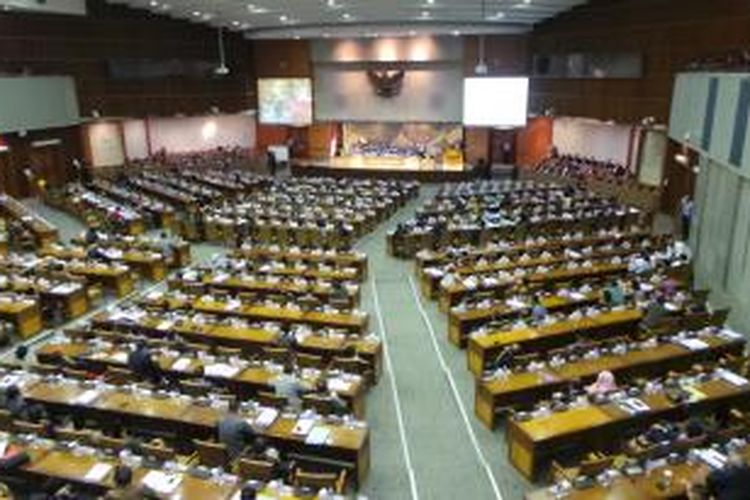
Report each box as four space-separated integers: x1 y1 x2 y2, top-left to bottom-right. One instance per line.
530 296 548 323
586 371 618 396
273 365 310 411
0 385 27 418
639 421 680 446
488 344 521 371
604 280 625 306
218 400 256 459
127 342 161 383
642 295 669 329
704 449 750 500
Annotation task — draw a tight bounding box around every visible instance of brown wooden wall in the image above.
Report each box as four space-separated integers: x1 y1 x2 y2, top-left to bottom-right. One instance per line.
529 0 750 123
0 127 81 198
0 0 254 118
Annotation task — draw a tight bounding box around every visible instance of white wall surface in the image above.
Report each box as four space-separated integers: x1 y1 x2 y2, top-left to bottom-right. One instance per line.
552 116 633 165
148 113 256 153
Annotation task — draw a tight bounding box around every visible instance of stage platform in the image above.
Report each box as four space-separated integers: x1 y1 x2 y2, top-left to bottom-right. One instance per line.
291 156 478 182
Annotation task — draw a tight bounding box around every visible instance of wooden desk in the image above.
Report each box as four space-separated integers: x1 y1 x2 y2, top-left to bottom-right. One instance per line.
90 312 383 380
506 377 750 480
234 247 368 281
41 246 167 281
439 263 629 312
140 296 369 334
18 376 371 485
475 334 745 429
66 264 134 297
2 437 242 498
0 296 42 338
36 341 368 419
467 309 644 377
0 194 58 247
448 291 601 347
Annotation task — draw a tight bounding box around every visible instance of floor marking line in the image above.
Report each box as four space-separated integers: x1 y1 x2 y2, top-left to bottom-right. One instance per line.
371 276 420 500
407 275 505 500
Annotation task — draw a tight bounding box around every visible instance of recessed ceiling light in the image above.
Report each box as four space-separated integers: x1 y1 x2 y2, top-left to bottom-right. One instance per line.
279 14 288 22
421 10 430 17
322 32 330 38
149 0 158 7
426 0 435 4
341 12 351 20
192 10 201 17
294 35 301 40
452 30 461 36
160 4 170 11
231 20 241 26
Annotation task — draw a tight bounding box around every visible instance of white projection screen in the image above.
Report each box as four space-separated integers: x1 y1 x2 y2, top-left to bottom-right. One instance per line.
463 77 529 127
257 78 313 126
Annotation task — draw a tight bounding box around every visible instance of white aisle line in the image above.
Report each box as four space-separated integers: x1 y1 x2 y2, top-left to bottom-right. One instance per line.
407 275 505 500
370 277 420 500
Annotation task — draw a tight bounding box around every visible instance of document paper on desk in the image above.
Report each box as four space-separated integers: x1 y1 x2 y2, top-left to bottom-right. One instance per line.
305 426 330 445
171 358 192 372
716 369 749 386
204 363 241 379
253 408 279 429
676 338 709 351
141 470 182 495
695 449 727 470
292 418 316 436
617 398 650 415
84 463 113 483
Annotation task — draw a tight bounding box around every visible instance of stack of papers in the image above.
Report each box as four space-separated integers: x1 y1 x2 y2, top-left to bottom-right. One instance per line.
327 378 351 392
695 449 727 470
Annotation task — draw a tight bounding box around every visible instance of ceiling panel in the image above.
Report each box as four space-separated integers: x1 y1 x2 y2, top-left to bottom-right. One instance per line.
107 0 588 38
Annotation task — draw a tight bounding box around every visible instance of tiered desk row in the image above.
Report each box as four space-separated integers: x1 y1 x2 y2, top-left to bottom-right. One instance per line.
15 242 379 496
399 180 748 498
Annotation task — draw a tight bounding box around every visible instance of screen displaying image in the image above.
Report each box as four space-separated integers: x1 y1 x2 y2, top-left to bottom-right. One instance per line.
258 78 313 125
463 77 529 127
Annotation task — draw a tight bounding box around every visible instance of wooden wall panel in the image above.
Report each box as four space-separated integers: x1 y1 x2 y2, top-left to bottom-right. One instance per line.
463 35 530 76
529 0 750 122
464 127 490 166
253 40 312 80
516 117 554 167
0 0 253 118
0 126 80 198
308 123 336 159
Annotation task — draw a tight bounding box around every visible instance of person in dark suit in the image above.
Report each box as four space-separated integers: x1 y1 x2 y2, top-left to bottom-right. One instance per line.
217 401 256 459
704 450 750 500
127 342 161 384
